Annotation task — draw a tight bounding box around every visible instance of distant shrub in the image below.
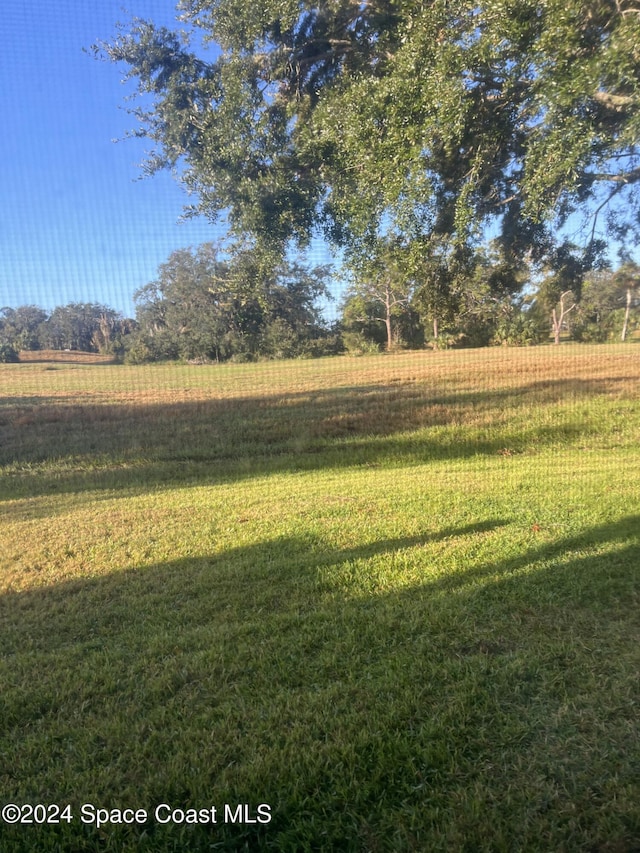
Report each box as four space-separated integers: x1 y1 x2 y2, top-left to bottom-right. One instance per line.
429 332 457 351
0 343 20 363
342 331 381 355
298 335 345 358
186 356 214 365
228 352 256 363
491 311 547 346
572 321 613 343
259 318 300 359
453 319 493 349
123 339 154 364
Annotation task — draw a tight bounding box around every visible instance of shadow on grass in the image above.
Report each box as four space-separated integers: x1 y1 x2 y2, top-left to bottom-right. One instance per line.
1 375 636 504
1 515 639 851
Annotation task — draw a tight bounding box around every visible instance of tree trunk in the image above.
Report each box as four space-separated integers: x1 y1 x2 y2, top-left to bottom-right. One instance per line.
621 287 631 342
433 316 438 340
552 308 561 345
552 291 575 345
384 284 393 350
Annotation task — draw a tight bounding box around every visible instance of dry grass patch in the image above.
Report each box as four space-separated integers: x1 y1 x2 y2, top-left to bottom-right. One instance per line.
18 349 117 365
1 345 638 470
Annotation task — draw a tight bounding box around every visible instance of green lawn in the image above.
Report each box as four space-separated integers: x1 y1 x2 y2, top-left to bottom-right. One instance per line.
1 345 639 851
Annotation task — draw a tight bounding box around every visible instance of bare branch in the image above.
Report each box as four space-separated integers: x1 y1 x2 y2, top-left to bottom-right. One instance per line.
592 91 635 111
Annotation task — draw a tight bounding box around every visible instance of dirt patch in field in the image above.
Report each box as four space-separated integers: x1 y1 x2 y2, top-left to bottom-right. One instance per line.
18 350 116 365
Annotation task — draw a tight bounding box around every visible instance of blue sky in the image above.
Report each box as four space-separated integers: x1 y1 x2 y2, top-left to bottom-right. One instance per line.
0 1 336 320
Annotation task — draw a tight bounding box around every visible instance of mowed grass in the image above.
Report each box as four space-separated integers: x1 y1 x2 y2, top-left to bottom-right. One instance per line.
0 344 638 851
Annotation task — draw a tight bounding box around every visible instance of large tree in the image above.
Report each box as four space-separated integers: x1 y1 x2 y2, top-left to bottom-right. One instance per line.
342 238 419 350
97 1 640 266
0 306 47 351
132 242 332 361
39 304 124 353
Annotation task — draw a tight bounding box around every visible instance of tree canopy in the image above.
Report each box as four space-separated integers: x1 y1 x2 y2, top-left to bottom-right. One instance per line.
97 0 640 266
131 242 334 361
0 303 131 356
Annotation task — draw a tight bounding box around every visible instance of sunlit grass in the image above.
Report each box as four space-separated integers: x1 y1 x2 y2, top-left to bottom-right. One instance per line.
1 345 639 851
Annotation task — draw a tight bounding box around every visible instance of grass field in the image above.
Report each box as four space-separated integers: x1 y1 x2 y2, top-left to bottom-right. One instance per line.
1 344 639 851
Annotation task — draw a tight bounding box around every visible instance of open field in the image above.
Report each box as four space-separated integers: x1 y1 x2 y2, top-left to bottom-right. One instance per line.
1 344 639 851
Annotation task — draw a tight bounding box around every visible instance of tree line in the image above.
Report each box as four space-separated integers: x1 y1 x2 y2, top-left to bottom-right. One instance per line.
0 245 338 364
0 303 135 362
2 244 638 363
342 247 640 351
